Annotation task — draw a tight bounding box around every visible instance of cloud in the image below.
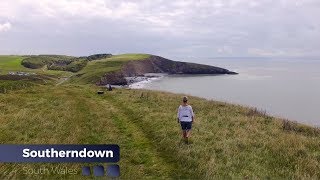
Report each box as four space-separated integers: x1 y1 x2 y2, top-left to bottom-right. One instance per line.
0 0 320 57
218 46 233 54
247 48 314 57
0 22 11 32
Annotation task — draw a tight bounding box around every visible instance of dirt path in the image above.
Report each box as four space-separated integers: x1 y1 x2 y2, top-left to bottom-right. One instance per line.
56 77 70 86
100 93 200 179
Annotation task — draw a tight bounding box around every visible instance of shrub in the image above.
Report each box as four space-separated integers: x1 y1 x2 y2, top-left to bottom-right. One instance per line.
21 55 75 69
65 59 88 72
22 55 87 72
246 107 267 117
85 54 112 61
282 119 320 136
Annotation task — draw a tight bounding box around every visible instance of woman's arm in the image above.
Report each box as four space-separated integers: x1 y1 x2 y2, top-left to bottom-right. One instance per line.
177 106 180 123
190 106 195 122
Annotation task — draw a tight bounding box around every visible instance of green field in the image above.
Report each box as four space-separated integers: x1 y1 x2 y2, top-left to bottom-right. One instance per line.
0 55 73 77
0 56 29 73
0 54 320 179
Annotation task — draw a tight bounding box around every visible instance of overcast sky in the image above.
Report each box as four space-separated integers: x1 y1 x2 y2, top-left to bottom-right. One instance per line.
0 0 319 58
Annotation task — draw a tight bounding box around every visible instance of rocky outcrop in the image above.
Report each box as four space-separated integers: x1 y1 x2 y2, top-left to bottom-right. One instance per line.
122 55 237 76
97 71 127 85
97 55 237 85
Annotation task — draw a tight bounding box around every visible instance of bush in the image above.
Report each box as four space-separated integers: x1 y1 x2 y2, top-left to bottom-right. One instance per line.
282 119 320 136
246 107 268 117
65 59 88 72
21 55 75 69
22 55 88 72
21 54 112 72
85 54 112 61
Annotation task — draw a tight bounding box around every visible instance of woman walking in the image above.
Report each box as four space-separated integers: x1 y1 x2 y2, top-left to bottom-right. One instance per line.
177 96 195 144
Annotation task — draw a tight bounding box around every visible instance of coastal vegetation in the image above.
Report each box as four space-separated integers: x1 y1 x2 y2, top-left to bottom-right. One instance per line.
0 54 319 179
69 53 151 84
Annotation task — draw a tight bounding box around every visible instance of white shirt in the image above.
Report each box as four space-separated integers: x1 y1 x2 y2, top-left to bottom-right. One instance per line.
177 105 194 122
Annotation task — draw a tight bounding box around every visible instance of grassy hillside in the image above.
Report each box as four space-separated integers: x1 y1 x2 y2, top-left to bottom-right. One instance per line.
70 54 150 84
0 54 320 179
0 75 54 93
0 55 73 77
0 84 319 179
0 53 152 92
0 56 28 72
21 55 75 69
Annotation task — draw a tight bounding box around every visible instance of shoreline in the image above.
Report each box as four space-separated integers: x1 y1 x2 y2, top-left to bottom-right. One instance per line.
125 73 228 89
123 77 320 128
123 85 320 130
121 73 167 89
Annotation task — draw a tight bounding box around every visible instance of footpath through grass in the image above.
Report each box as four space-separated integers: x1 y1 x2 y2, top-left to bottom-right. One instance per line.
0 84 319 179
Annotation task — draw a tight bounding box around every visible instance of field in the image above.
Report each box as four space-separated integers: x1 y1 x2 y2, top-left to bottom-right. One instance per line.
0 54 320 179
0 56 29 73
0 55 73 77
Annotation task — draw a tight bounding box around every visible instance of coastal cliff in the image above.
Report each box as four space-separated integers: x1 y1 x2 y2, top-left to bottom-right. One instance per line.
97 55 237 85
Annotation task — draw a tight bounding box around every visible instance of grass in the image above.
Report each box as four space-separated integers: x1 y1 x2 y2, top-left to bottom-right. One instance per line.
70 53 151 84
21 55 75 69
104 53 151 61
0 56 29 73
1 54 151 83
0 84 319 179
0 53 319 179
0 55 74 77
0 75 53 93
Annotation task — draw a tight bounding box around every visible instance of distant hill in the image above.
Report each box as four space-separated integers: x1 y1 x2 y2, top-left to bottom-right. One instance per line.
99 55 237 85
21 54 112 72
65 53 237 85
16 53 237 85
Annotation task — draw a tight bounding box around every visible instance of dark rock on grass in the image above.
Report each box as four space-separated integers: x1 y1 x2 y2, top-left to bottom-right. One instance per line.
97 90 104 94
122 55 237 76
96 71 127 86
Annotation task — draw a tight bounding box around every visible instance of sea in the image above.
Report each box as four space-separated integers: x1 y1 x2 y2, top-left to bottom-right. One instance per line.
130 57 320 127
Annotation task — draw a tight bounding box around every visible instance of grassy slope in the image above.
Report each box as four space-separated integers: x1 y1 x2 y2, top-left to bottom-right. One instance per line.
0 84 319 179
0 56 27 72
70 54 150 84
0 55 74 93
0 54 320 179
0 55 73 77
1 53 150 94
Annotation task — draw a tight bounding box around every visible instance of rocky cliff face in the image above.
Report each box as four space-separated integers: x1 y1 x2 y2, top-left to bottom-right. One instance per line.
98 55 237 85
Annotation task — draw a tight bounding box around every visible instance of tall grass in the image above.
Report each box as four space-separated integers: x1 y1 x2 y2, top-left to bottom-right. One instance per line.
0 85 319 179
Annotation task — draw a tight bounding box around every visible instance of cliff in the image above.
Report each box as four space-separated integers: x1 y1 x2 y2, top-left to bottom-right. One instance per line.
98 55 237 85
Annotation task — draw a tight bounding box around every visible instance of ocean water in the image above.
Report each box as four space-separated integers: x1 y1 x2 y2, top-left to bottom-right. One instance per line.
135 57 320 127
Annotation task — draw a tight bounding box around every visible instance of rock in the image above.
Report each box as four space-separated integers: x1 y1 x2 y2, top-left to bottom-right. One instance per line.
97 90 104 94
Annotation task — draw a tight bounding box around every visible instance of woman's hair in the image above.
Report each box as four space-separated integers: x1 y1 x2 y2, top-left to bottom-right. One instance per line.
183 96 188 103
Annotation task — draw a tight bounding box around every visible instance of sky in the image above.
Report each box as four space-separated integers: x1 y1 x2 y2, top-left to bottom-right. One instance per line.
0 0 320 58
